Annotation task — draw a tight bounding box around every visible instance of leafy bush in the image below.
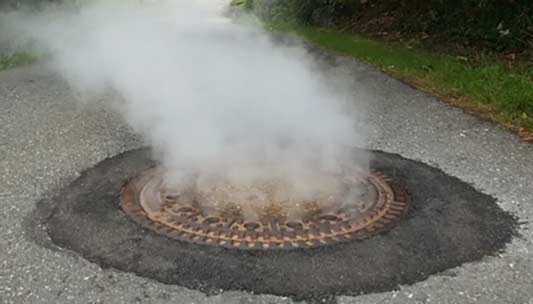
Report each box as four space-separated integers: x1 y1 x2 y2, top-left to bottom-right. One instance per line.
252 0 533 51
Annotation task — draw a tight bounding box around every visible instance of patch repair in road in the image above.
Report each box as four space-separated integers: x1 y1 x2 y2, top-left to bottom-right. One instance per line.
30 148 518 302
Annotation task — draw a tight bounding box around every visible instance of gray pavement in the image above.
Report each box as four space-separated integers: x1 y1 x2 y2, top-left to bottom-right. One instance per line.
1 49 532 304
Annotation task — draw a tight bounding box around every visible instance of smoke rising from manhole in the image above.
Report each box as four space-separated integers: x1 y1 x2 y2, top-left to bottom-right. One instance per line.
0 0 367 209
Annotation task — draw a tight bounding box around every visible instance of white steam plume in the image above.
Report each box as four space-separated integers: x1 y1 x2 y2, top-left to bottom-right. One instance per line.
0 0 367 215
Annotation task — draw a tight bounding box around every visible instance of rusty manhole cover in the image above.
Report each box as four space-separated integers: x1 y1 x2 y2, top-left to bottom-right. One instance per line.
120 168 409 250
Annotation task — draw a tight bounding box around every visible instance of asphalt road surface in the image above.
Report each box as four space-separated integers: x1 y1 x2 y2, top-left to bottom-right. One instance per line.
1 46 532 304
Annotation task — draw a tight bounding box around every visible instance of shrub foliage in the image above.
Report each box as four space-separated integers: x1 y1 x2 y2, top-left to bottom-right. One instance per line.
246 0 533 51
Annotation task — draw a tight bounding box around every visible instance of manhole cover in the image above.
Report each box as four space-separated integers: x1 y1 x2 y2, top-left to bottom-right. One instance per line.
121 168 409 249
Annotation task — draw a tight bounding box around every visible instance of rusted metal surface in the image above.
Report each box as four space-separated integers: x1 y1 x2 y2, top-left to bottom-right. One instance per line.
120 168 410 250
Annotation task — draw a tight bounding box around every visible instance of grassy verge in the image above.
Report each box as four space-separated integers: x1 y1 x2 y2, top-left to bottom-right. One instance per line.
0 52 35 70
268 24 533 138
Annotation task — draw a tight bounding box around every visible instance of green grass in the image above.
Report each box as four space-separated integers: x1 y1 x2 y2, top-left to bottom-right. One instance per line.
0 52 35 70
271 25 533 131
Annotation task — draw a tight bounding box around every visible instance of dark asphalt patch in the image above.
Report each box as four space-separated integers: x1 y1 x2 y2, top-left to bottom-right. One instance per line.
30 148 518 302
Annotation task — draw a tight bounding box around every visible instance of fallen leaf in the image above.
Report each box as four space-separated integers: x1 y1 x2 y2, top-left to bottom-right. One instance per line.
517 128 533 142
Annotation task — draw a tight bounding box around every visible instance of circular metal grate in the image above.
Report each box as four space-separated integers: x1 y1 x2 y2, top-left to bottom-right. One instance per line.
120 168 409 250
